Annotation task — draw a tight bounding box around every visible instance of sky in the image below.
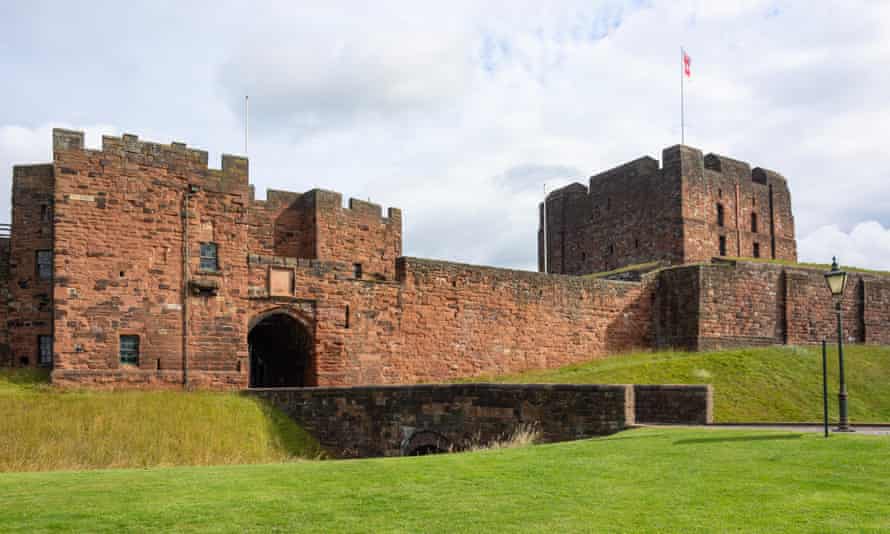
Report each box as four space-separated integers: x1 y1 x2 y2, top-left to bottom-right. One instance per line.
2 0 889 271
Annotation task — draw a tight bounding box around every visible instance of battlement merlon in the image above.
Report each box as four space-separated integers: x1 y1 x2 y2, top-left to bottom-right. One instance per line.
662 144 789 186
304 189 401 222
51 129 249 193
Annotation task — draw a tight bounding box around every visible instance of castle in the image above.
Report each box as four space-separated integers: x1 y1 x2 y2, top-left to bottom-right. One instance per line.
540 146 796 274
1 130 888 389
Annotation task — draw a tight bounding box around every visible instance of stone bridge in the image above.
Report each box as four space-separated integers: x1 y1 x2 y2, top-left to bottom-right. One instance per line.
249 383 712 458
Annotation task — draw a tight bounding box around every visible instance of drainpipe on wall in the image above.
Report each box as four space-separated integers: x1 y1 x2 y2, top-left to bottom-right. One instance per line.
182 185 198 387
735 182 742 257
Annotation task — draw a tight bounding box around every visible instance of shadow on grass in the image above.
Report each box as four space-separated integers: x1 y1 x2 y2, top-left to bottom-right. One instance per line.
247 394 328 460
599 432 671 442
673 434 804 445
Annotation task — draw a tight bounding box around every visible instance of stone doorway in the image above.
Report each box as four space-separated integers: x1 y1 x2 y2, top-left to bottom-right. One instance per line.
248 313 312 388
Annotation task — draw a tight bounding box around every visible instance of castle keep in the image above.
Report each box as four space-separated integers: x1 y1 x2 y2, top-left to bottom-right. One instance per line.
539 146 797 275
1 129 888 389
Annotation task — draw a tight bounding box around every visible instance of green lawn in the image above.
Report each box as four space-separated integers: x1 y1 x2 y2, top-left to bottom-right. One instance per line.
0 369 323 472
1 427 888 532
472 345 890 423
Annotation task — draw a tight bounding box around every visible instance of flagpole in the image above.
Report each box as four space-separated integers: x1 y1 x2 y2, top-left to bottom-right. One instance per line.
680 47 685 145
542 183 548 274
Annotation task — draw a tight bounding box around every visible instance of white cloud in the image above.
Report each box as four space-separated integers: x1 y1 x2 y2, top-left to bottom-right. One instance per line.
799 222 890 271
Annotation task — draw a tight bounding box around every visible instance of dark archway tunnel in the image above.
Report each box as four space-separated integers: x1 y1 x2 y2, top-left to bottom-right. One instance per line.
248 313 312 388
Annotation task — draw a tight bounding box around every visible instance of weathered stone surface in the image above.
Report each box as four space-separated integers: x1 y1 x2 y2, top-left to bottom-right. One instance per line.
250 383 713 458
540 146 797 275
1 130 888 390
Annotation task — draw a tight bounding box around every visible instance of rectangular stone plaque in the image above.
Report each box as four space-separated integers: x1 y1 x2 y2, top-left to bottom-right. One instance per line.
270 268 294 297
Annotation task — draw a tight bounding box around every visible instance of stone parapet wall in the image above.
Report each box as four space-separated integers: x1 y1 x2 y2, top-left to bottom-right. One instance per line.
633 384 713 424
251 382 713 458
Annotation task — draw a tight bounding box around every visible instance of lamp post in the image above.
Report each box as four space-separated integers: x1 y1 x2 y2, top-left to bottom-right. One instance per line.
824 257 852 432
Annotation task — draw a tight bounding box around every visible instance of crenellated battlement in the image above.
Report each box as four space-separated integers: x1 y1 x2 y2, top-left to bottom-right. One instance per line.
51 129 249 194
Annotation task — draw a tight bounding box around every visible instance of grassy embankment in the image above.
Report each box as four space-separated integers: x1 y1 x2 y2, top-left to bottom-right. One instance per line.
1 427 888 532
471 345 890 423
0 369 323 472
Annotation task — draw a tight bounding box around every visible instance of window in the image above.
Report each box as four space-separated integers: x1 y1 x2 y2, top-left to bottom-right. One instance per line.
38 336 53 367
120 335 140 366
353 263 363 279
199 242 218 271
719 236 727 257
634 238 640 249
751 213 758 233
36 250 52 280
40 204 51 223
753 242 761 258
716 204 725 227
608 244 615 255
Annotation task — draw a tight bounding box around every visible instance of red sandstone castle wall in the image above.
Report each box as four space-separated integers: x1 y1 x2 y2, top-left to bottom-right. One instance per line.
662 260 890 350
6 164 54 368
312 191 402 281
3 130 885 390
541 144 797 276
246 255 653 387
48 130 251 387
248 190 315 259
540 155 683 275
682 149 796 265
393 258 653 382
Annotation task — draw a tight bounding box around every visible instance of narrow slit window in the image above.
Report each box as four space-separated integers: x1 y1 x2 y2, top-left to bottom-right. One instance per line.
719 235 727 257
751 213 758 233
36 250 52 280
716 204 725 227
353 263 363 279
38 335 53 367
345 305 350 329
120 335 140 366
40 204 51 223
753 242 760 258
199 242 218 271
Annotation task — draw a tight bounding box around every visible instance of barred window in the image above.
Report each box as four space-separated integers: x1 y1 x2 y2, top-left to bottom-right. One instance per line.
199 242 218 271
120 335 140 366
36 250 52 280
38 336 53 367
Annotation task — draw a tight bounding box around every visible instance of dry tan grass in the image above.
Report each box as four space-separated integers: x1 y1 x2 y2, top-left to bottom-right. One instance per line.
464 423 541 452
0 370 324 472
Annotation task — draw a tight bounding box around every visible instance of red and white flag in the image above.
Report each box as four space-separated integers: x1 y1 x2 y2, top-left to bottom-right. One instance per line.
682 49 691 77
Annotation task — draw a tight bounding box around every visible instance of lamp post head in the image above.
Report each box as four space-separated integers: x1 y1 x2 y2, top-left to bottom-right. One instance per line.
824 256 848 297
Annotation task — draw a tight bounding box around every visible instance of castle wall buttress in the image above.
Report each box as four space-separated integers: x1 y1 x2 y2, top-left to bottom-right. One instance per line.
6 164 54 368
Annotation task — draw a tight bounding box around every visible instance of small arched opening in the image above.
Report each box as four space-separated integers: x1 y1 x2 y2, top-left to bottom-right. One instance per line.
248 312 313 388
402 431 452 456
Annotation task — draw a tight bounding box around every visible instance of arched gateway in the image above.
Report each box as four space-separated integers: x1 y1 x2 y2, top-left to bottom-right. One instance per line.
248 312 313 388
